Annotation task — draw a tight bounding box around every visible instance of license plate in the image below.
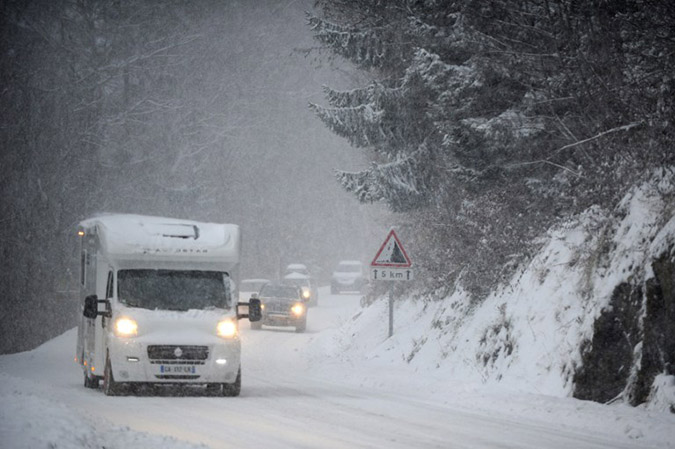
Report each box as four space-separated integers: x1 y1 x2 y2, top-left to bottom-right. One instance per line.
160 365 196 374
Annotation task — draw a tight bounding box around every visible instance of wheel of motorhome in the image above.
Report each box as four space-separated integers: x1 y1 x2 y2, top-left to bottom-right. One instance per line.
84 372 99 389
221 368 241 397
103 354 123 396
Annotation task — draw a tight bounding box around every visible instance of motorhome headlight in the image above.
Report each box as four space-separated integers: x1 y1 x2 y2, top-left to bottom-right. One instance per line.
301 288 311 299
291 303 305 316
114 317 138 337
217 319 238 338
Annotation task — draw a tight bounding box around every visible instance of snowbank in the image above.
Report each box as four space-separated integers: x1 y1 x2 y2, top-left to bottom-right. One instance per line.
0 375 208 449
312 170 675 411
0 330 208 449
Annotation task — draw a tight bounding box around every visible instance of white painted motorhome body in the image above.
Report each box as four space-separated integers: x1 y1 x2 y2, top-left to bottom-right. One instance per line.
75 214 256 396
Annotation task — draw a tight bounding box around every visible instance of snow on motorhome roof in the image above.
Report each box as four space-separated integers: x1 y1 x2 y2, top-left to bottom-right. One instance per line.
79 214 239 264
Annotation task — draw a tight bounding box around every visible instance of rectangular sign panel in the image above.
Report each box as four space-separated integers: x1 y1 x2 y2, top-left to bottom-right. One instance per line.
370 267 414 281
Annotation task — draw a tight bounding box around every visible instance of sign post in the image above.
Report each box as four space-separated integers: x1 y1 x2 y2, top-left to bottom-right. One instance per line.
388 288 394 338
370 229 413 338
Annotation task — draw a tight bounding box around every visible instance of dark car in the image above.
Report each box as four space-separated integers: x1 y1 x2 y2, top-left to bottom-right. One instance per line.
251 282 307 333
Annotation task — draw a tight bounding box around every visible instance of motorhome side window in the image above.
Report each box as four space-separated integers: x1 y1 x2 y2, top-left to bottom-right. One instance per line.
105 271 114 299
80 250 86 286
116 269 231 311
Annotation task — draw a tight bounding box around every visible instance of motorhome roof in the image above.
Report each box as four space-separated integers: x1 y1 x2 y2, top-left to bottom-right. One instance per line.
79 214 240 268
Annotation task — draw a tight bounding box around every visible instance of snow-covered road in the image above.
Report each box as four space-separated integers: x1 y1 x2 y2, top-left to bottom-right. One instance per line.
1 288 673 448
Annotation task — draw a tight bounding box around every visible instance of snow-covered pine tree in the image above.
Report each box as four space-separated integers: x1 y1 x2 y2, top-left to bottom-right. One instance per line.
309 0 674 297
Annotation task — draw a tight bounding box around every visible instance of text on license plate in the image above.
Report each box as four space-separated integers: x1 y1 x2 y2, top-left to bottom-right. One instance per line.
160 365 196 374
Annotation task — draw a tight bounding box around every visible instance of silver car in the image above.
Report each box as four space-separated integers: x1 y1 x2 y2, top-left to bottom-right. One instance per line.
331 260 366 294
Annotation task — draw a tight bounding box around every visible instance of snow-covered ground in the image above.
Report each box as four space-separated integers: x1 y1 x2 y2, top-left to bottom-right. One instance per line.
1 289 673 449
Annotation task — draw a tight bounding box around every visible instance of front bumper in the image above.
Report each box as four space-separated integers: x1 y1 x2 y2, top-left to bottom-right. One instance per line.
261 312 305 327
108 336 240 384
260 299 306 327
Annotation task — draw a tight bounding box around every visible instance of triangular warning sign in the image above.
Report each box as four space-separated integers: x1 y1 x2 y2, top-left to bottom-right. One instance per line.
371 229 412 267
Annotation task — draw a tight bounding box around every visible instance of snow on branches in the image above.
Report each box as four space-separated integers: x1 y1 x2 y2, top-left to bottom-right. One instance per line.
309 0 674 296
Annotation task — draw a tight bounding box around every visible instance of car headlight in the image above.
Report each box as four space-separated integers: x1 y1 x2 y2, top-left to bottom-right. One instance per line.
217 319 238 338
301 288 311 299
114 317 138 337
291 303 305 316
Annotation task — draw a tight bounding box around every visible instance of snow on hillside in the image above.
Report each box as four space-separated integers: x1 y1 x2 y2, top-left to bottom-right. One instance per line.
310 170 675 411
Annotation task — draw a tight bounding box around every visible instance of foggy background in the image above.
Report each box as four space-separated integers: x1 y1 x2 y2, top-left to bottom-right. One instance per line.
0 0 388 353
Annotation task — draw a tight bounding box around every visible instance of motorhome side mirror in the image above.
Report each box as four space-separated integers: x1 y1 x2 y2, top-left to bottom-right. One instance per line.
83 295 98 319
248 298 262 322
83 295 111 318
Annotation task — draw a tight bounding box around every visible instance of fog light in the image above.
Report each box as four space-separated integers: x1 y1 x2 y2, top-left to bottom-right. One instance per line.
216 359 227 365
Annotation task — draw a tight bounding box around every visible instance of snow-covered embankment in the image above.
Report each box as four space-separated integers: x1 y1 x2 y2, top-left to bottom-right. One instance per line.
315 169 675 412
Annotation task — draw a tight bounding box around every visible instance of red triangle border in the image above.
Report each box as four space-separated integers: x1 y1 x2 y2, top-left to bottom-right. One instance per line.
370 229 412 267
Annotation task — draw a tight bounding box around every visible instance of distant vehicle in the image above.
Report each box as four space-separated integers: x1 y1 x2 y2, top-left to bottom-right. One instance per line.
252 282 307 332
284 263 310 278
283 271 318 307
331 260 366 294
75 214 261 397
239 278 269 302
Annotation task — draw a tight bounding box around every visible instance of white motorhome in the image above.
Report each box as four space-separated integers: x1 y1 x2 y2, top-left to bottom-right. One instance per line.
75 214 261 396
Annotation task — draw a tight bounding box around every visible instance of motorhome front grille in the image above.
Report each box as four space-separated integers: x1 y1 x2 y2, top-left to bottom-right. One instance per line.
147 345 209 361
149 360 205 366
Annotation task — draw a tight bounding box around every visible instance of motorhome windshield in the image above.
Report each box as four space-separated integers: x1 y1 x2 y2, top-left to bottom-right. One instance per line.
117 269 231 311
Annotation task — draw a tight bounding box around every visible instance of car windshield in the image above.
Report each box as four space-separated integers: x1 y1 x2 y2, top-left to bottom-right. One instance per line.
117 269 231 311
260 284 299 299
286 278 310 288
240 280 267 292
338 264 361 273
